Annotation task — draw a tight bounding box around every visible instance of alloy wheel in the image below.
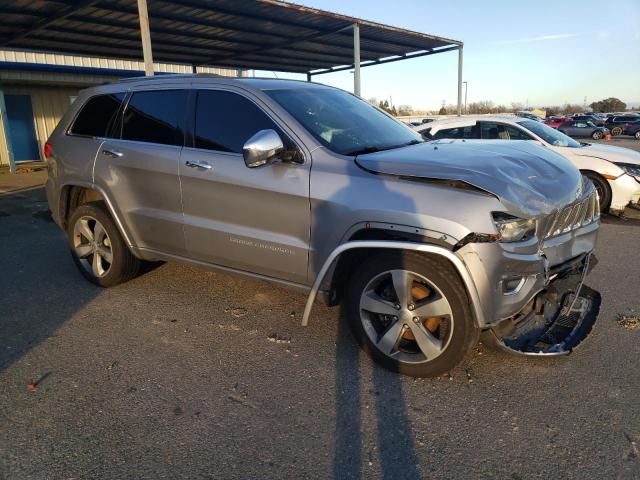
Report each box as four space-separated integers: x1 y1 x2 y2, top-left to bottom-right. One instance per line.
72 216 113 278
359 269 454 364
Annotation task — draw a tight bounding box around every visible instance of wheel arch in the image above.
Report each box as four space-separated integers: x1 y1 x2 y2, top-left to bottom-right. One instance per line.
302 239 485 328
59 182 134 248
322 226 453 307
580 169 613 210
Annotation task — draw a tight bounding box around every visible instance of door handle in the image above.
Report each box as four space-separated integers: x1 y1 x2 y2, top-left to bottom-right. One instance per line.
102 149 123 158
185 160 212 170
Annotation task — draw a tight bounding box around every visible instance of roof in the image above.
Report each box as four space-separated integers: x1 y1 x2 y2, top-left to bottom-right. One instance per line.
414 115 523 131
0 0 462 74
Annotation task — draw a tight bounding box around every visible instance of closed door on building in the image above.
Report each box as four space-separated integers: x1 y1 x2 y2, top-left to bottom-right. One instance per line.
5 94 40 161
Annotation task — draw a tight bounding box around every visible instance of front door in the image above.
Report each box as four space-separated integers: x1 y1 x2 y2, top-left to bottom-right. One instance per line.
179 89 310 284
5 95 39 161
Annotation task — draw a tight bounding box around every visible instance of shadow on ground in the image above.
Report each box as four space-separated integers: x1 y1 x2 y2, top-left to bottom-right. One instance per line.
0 187 101 372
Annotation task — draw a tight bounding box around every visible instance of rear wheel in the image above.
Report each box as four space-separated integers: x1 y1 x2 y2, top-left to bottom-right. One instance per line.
591 130 603 140
635 131 640 140
582 171 611 212
344 251 479 377
611 126 623 136
67 202 140 287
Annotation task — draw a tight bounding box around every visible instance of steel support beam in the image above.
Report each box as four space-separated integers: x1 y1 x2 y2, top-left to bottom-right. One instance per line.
307 45 458 76
353 23 361 96
457 45 463 116
137 0 154 76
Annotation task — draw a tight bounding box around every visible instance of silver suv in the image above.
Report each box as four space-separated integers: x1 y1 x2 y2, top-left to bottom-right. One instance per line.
45 75 601 377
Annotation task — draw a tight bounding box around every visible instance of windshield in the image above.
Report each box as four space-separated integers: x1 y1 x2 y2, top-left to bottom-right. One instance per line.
520 120 581 148
265 87 423 155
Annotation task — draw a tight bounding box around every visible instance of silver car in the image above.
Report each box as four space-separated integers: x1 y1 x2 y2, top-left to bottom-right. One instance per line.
44 75 601 377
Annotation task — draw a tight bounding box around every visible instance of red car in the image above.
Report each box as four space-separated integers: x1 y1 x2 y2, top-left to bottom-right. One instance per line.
544 116 572 129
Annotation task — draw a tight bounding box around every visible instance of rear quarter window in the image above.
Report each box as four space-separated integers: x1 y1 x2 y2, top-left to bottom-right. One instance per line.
68 92 125 137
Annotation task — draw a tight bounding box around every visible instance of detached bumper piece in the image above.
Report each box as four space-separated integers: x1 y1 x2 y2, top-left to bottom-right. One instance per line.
488 254 601 356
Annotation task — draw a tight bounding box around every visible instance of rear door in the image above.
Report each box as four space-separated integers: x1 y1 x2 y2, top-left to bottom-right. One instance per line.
95 88 188 255
179 88 310 284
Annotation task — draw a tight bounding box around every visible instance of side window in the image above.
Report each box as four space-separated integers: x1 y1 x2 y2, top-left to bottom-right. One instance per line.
478 122 501 139
121 90 186 146
433 126 476 140
69 92 125 137
194 90 291 153
503 125 532 140
479 123 531 140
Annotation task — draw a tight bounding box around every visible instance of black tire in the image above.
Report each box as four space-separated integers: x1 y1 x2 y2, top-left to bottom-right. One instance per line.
344 251 479 377
611 126 623 136
67 202 140 287
635 131 640 140
591 130 603 140
582 171 611 213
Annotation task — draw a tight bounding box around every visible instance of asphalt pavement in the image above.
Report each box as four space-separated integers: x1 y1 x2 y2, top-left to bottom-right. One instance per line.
0 177 639 479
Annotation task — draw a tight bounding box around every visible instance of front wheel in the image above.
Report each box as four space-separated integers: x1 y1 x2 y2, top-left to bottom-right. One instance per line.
635 131 640 140
592 130 603 140
344 251 479 377
611 126 623 136
67 202 141 287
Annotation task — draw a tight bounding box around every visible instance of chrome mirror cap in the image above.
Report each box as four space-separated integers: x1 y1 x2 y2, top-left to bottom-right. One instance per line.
243 129 285 168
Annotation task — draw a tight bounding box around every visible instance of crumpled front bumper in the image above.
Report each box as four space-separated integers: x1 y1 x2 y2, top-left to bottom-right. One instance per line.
485 253 601 355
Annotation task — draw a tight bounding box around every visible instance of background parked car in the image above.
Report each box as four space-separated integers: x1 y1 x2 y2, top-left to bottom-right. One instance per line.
605 115 640 135
572 114 605 126
544 116 572 128
415 116 640 214
515 111 543 121
557 120 610 139
624 121 640 140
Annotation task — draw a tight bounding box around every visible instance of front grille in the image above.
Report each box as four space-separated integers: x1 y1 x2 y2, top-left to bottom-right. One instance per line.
544 190 599 239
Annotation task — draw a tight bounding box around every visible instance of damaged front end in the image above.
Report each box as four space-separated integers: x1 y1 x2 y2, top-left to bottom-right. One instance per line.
487 253 601 355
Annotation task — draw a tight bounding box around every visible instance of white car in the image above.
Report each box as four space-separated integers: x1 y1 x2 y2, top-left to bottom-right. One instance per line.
414 116 640 215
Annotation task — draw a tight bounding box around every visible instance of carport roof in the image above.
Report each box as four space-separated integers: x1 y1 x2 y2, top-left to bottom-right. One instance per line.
0 0 462 74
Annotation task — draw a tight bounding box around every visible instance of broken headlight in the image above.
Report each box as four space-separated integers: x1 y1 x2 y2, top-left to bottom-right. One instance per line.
615 162 640 181
492 212 536 242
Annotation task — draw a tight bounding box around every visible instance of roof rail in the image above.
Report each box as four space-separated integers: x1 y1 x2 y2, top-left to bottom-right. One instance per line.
115 73 223 83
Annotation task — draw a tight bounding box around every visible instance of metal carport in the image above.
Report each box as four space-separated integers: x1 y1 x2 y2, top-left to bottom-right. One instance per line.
0 0 464 110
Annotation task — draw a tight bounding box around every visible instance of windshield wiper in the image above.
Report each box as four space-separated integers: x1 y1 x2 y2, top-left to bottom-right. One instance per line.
345 139 423 156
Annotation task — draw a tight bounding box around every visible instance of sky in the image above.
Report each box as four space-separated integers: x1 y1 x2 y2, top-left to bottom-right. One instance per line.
257 0 640 111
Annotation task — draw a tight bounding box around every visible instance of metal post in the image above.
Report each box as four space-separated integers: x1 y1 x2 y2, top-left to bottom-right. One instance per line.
191 64 197 74
137 0 154 76
306 72 311 82
457 45 463 116
463 81 468 114
353 23 361 96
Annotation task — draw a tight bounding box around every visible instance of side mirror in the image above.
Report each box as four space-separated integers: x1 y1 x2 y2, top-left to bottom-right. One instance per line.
243 129 285 168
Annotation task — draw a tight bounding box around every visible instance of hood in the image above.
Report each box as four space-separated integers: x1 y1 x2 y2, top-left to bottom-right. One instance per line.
355 140 584 218
574 143 640 166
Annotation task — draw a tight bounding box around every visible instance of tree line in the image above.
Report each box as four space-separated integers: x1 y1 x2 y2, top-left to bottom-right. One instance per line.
369 97 631 116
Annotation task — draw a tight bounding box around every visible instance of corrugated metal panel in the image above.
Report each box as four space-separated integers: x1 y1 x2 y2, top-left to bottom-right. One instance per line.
0 0 461 73
0 50 236 76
